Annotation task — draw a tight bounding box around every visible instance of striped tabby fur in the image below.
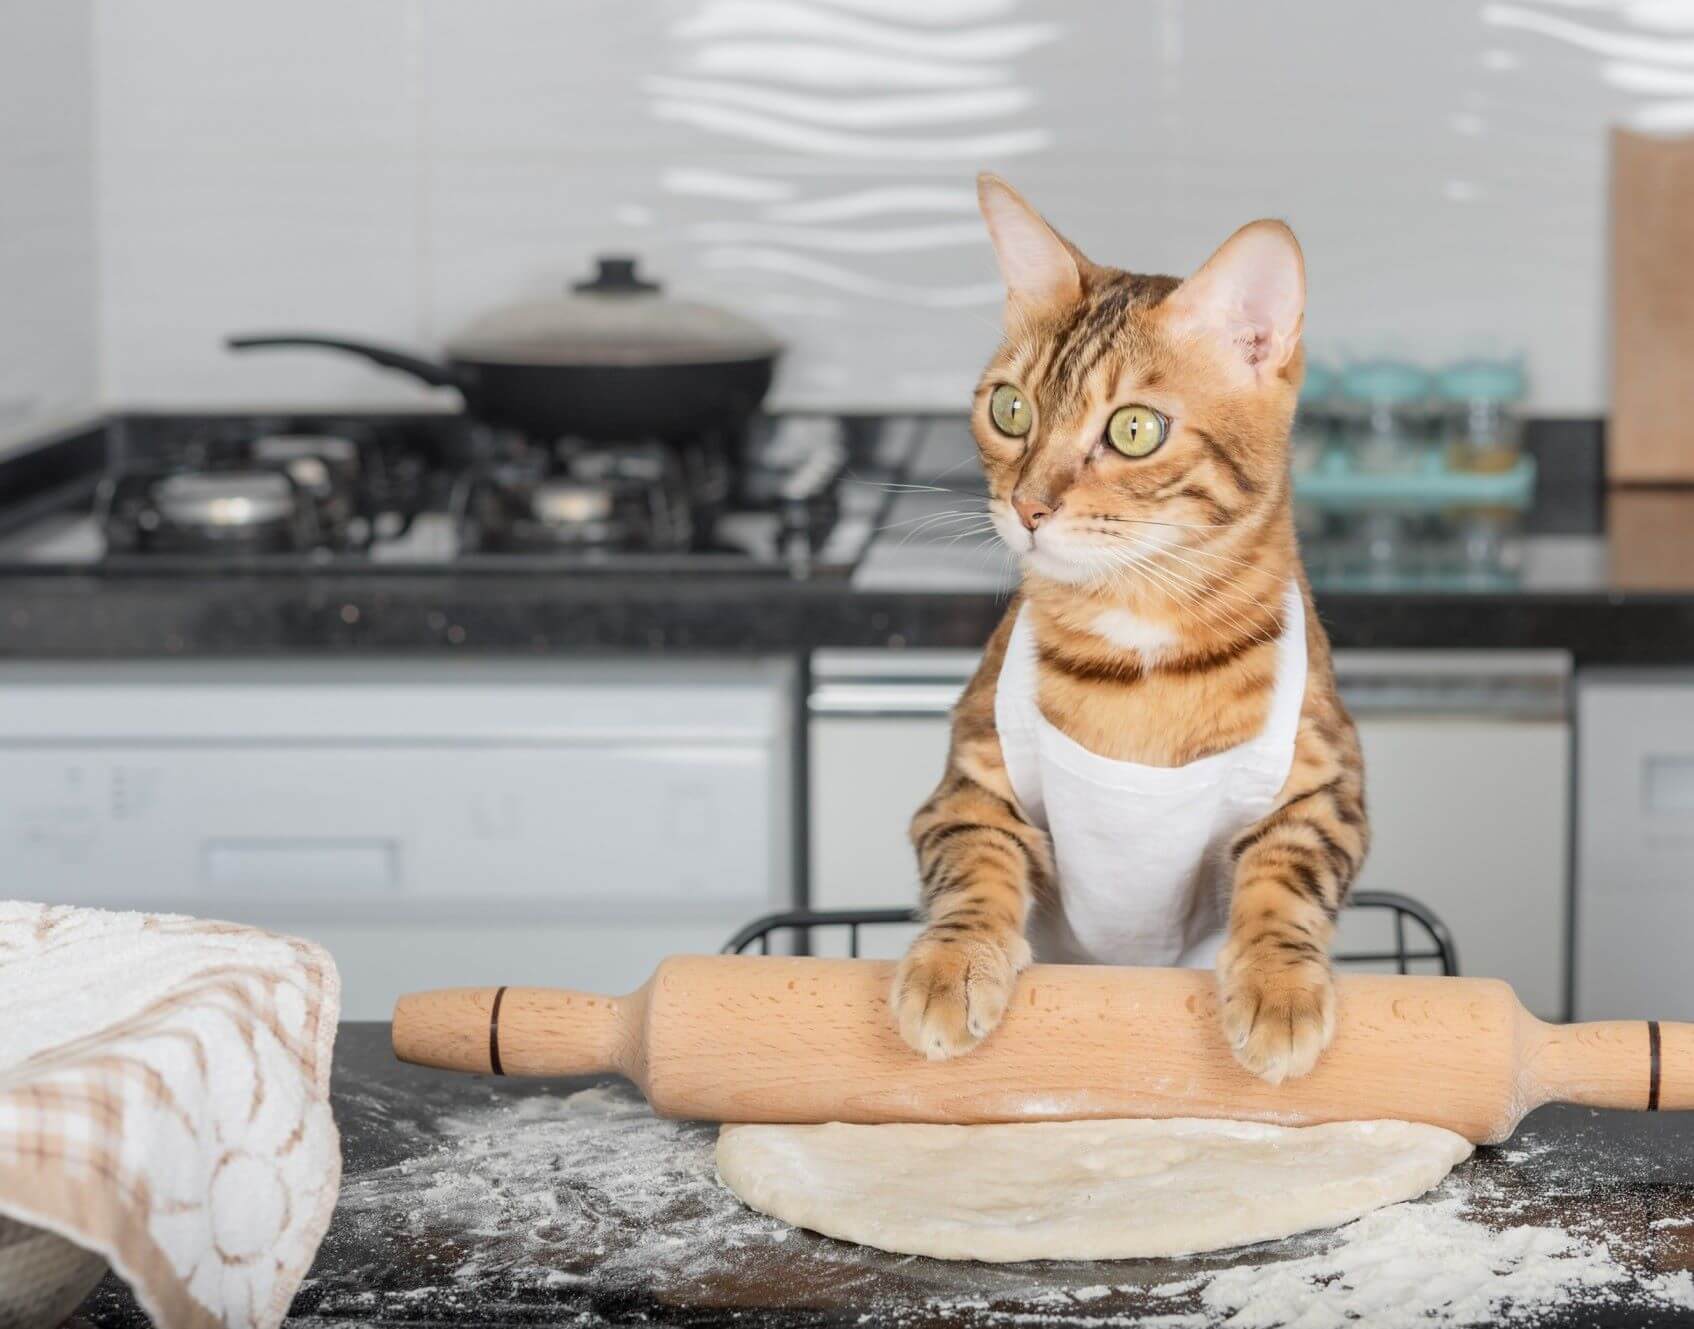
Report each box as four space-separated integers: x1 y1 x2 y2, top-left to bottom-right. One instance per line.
893 176 1368 1083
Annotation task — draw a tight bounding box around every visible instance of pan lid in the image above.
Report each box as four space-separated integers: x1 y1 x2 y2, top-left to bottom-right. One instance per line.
447 257 782 368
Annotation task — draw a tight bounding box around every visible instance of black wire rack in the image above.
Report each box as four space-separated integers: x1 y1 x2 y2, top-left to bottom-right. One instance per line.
722 890 1459 977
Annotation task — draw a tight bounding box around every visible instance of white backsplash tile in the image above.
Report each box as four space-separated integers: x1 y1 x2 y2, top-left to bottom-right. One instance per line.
96 153 433 407
0 0 96 450
91 0 430 408
94 0 421 155
10 0 1664 417
419 0 674 157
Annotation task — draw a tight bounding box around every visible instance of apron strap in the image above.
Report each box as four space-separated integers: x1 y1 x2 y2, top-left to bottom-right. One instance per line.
993 604 1047 829
1253 581 1309 758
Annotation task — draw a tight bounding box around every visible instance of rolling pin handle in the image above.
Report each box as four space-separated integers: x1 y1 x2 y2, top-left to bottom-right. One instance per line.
1654 1021 1694 1111
1521 1017 1694 1115
393 985 635 1078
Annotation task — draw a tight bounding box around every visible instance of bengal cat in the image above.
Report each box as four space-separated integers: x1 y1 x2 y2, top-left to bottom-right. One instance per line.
893 175 1368 1084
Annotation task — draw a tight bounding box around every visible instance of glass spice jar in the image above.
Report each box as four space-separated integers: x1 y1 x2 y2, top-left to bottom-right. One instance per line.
1338 361 1436 475
1438 358 1527 475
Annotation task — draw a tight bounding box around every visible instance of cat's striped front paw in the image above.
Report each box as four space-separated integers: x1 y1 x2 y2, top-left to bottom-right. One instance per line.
1216 943 1336 1084
891 928 1030 1060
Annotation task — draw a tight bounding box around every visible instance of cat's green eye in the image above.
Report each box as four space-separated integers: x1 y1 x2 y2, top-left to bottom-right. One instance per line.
1105 405 1168 458
988 383 1032 437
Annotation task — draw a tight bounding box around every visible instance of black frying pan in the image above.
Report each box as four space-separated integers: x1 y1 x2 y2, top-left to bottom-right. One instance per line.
225 332 777 441
227 258 781 443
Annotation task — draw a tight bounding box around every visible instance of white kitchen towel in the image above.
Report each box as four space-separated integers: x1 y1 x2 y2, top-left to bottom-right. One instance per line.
0 902 340 1329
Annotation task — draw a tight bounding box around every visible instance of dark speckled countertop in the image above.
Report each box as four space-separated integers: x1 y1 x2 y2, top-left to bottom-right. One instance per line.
9 570 1694 661
5 414 1694 663
70 1024 1694 1327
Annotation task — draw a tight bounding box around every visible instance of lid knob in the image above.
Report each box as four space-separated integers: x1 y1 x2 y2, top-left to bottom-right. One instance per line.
573 256 660 295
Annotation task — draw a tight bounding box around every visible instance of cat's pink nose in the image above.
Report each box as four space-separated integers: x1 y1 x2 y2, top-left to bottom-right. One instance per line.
1013 494 1055 531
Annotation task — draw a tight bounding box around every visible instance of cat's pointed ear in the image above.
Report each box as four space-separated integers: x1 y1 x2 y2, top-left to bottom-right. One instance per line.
1166 220 1305 380
978 173 1082 321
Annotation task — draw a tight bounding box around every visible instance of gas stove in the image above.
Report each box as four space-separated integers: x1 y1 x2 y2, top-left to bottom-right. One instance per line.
93 423 425 557
0 411 920 577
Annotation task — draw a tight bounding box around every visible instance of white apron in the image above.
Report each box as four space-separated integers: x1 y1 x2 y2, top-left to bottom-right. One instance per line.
994 583 1307 969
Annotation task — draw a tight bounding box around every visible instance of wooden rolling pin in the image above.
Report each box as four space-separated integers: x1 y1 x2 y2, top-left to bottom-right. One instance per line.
391 955 1692 1144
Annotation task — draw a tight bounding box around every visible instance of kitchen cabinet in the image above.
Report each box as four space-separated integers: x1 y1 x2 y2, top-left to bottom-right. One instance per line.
0 658 795 1019
811 649 1570 1015
1575 671 1694 1020
1339 654 1569 1017
809 651 980 961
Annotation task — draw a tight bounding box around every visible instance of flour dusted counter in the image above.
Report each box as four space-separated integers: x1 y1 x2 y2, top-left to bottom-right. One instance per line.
70 1025 1694 1327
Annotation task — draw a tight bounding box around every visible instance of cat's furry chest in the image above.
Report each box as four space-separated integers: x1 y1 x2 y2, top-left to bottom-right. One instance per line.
1027 604 1280 767
1034 664 1274 766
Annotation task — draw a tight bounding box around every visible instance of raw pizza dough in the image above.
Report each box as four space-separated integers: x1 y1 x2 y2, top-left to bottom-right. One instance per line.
715 1117 1472 1262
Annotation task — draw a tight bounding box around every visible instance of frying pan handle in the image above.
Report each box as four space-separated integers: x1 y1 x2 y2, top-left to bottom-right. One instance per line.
225 333 462 391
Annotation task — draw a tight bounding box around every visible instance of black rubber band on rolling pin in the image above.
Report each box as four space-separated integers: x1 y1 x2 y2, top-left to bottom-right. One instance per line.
1649 1020 1662 1111
489 985 508 1077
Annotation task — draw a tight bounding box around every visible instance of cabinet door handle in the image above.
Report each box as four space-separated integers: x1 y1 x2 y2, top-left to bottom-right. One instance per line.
809 683 965 717
1645 755 1694 817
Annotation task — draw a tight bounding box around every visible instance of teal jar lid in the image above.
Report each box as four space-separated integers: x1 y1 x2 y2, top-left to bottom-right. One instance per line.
1437 358 1526 405
1301 361 1337 403
1340 360 1432 405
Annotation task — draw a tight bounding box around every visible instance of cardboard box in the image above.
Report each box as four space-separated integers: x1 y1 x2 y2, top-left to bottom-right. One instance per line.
1610 128 1694 483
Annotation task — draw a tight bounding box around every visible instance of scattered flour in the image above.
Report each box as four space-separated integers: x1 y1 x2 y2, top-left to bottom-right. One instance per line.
321 1083 1694 1328
1135 1197 1694 1328
329 1083 798 1294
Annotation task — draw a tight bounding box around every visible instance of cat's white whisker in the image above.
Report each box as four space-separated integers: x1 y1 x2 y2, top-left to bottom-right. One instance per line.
928 522 998 540
968 532 1003 568
1153 543 1273 606
1090 514 1233 532
1145 558 1272 643
1090 531 1249 611
1091 543 1191 615
992 531 1022 594
1138 563 1259 643
853 478 957 493
935 514 996 541
1155 539 1262 571
1102 533 1286 644
1103 538 1264 644
877 507 987 531
1087 523 1258 574
890 517 995 551
1087 526 1279 635
1152 548 1281 641
926 450 987 485
880 508 995 547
